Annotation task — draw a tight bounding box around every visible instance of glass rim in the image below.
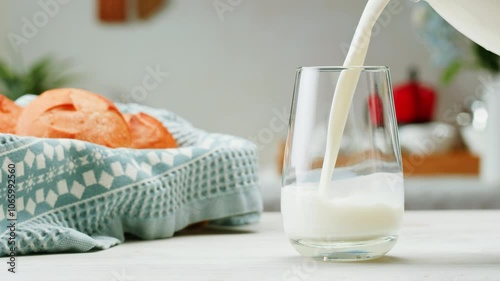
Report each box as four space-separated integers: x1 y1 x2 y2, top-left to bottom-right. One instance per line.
297 66 390 72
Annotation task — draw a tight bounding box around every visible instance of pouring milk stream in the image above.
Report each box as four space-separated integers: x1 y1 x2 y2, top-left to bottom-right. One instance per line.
318 0 391 197
318 0 500 196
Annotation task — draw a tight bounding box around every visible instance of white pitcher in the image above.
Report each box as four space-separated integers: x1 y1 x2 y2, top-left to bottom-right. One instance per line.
423 0 500 55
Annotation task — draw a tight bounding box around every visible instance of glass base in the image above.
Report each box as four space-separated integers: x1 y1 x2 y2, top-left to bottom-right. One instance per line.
290 235 398 262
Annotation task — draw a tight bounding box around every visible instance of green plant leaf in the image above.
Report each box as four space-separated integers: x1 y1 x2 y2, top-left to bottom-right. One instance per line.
0 59 25 99
441 60 463 85
0 55 80 100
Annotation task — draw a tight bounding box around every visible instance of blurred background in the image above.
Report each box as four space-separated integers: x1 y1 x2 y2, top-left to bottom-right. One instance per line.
1 0 499 210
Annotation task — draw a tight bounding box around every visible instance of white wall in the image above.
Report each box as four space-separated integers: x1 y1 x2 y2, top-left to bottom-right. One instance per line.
0 1 7 56
5 0 480 167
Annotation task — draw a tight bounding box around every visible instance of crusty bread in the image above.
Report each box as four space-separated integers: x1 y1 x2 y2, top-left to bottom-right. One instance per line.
16 88 131 148
0 95 23 134
124 112 177 149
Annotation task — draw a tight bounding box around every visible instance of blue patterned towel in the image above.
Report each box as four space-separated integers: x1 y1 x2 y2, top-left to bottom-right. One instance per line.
0 95 262 256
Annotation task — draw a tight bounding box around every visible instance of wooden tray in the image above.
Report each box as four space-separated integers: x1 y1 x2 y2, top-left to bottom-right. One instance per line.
402 150 479 176
278 139 479 176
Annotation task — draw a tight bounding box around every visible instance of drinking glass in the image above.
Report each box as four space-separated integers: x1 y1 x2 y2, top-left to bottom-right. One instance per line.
281 66 404 261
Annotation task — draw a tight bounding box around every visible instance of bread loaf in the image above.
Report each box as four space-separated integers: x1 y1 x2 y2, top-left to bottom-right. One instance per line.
16 88 131 148
124 112 177 149
0 95 22 134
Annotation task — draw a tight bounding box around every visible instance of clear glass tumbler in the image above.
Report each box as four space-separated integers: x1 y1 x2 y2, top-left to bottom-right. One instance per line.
281 66 404 261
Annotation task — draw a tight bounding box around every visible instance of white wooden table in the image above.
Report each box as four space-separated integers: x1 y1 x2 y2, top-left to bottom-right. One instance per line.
2 211 500 281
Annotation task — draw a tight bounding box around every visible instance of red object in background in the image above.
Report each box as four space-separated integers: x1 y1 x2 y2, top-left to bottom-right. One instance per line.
414 84 436 122
99 0 127 22
368 94 384 126
393 68 436 124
